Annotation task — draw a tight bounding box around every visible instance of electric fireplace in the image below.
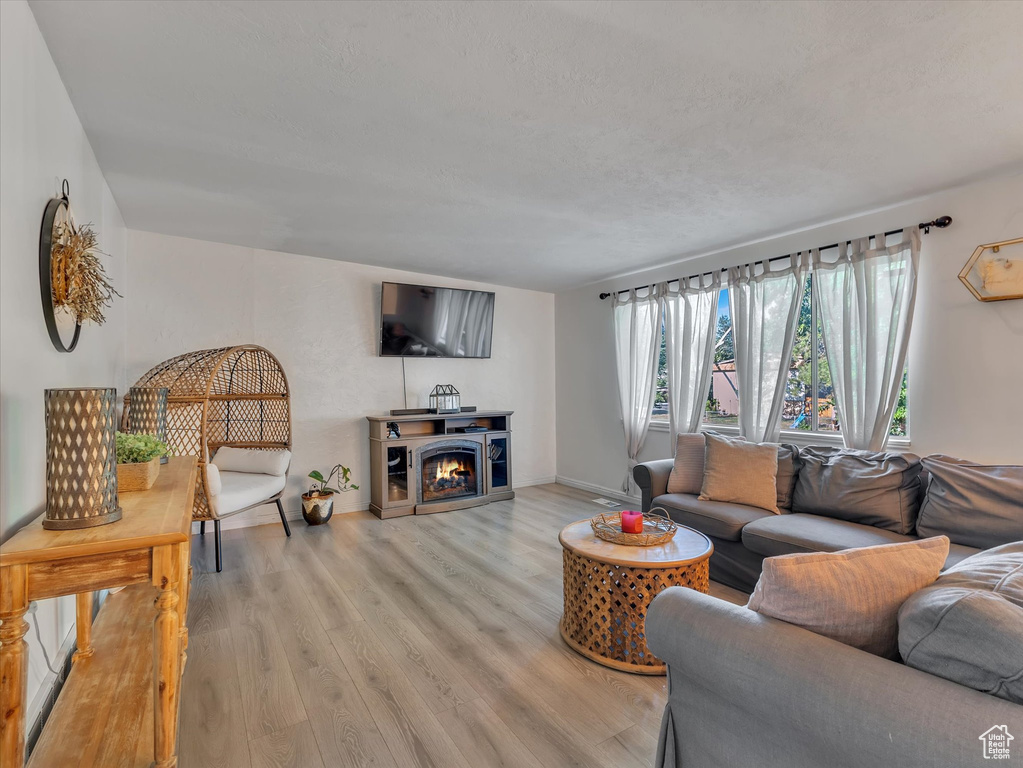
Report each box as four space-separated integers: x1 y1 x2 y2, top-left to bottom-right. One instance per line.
417 440 482 505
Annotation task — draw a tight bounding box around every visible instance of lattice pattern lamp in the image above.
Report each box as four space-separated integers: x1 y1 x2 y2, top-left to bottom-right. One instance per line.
44 388 122 529
127 386 169 463
126 386 168 439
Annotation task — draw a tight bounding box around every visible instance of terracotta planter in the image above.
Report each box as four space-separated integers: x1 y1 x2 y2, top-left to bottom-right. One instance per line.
301 492 334 525
116 456 161 492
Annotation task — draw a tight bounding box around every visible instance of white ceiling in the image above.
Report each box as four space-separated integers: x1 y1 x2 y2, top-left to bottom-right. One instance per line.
29 0 1023 291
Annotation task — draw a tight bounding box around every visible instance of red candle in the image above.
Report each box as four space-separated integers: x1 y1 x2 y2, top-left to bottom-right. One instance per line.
621 510 644 534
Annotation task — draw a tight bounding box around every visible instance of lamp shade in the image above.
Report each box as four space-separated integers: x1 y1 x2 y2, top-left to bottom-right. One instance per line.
127 386 169 440
44 388 122 529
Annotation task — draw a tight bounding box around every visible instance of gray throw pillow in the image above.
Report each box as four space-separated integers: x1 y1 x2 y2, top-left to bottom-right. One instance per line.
916 455 1023 550
898 542 1023 704
792 447 923 535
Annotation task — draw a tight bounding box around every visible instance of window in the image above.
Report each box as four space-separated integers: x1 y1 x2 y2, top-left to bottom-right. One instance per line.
782 275 908 438
651 279 909 438
652 322 668 422
704 288 738 427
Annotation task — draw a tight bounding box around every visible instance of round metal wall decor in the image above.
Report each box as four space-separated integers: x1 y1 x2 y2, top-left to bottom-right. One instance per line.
39 180 81 352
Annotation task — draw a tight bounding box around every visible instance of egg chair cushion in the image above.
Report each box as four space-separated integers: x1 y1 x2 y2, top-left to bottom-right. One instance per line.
212 447 291 477
213 471 287 517
205 463 222 497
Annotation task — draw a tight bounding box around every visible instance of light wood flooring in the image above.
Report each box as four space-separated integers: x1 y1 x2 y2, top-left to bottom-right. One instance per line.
180 483 746 768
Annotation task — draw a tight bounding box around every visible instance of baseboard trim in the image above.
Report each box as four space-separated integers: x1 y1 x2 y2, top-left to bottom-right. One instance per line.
555 475 640 504
516 475 558 488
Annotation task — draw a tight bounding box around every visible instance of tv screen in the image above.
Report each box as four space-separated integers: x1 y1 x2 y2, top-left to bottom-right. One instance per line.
380 282 495 358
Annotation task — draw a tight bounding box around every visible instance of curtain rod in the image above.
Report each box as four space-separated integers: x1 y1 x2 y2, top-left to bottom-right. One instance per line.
597 215 952 300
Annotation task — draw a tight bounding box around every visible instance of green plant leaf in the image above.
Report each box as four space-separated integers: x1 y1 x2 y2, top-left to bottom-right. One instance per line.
115 431 168 464
351 484 359 490
308 470 325 482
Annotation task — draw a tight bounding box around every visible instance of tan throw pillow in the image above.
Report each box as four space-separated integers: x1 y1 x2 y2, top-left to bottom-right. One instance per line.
747 536 950 658
699 433 779 512
667 433 706 494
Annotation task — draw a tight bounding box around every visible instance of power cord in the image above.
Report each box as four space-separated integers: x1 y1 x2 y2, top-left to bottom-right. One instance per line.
27 602 60 675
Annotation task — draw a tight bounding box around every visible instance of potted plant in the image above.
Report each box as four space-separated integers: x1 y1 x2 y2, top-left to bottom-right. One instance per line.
302 464 359 525
115 431 169 491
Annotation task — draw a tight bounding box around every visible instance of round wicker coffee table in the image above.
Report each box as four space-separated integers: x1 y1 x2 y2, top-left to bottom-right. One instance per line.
558 518 712 675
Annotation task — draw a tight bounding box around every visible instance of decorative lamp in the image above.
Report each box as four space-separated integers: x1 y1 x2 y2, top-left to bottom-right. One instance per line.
429 384 461 414
127 386 169 462
44 388 122 529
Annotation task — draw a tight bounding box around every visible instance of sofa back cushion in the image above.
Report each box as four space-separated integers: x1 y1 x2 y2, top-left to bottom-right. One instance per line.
667 433 707 495
775 444 801 510
898 542 1023 704
700 433 779 513
915 455 1023 549
791 447 923 534
747 536 949 658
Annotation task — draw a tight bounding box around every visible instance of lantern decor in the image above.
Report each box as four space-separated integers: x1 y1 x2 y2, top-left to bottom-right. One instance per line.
429 384 461 414
43 388 122 529
127 386 169 463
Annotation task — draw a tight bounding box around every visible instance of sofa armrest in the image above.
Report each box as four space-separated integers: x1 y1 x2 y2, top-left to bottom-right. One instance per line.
647 588 1022 768
633 459 674 512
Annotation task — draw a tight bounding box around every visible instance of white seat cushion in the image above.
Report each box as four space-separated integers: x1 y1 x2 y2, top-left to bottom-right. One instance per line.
205 463 222 497
212 447 291 476
213 470 287 516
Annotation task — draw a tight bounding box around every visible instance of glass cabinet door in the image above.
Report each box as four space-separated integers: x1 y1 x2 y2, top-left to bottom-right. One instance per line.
487 435 511 492
386 444 411 505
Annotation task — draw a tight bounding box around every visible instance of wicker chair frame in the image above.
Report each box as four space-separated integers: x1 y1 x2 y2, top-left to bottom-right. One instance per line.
122 345 292 534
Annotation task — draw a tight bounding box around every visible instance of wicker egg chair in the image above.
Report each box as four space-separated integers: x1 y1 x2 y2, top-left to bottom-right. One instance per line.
123 345 292 571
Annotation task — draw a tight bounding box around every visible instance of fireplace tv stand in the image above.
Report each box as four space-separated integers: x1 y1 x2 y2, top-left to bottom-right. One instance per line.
367 410 514 518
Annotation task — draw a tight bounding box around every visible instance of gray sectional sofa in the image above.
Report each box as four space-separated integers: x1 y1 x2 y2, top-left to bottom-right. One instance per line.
634 448 1011 593
635 447 1023 768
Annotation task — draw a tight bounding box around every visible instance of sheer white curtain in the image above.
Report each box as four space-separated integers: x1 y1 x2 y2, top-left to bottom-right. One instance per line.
612 285 664 493
664 273 721 441
813 229 920 450
729 253 810 442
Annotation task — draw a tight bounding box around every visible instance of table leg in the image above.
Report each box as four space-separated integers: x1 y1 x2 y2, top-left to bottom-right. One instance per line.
152 545 181 768
0 564 29 768
178 541 190 671
73 591 94 662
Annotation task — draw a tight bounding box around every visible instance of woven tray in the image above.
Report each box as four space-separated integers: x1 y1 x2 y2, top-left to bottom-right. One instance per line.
590 507 677 546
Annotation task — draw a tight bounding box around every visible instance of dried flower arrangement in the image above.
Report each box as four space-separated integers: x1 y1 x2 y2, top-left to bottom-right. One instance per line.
50 218 121 325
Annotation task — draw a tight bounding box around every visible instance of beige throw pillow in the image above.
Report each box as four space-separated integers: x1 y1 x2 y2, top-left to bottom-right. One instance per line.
747 536 950 658
699 433 779 512
667 433 707 494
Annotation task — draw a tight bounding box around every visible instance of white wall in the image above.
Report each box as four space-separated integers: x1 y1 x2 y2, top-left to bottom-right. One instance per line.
556 172 1023 497
0 0 127 721
125 230 557 528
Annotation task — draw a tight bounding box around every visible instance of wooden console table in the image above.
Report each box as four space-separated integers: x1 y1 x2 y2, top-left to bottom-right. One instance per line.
0 456 196 768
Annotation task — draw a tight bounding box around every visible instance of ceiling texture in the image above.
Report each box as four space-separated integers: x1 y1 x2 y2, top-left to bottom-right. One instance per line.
29 0 1023 291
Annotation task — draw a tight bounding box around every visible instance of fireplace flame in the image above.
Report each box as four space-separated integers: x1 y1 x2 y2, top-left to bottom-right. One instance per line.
435 457 469 481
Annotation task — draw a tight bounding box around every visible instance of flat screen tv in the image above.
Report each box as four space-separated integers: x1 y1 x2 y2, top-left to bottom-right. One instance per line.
380 282 495 358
